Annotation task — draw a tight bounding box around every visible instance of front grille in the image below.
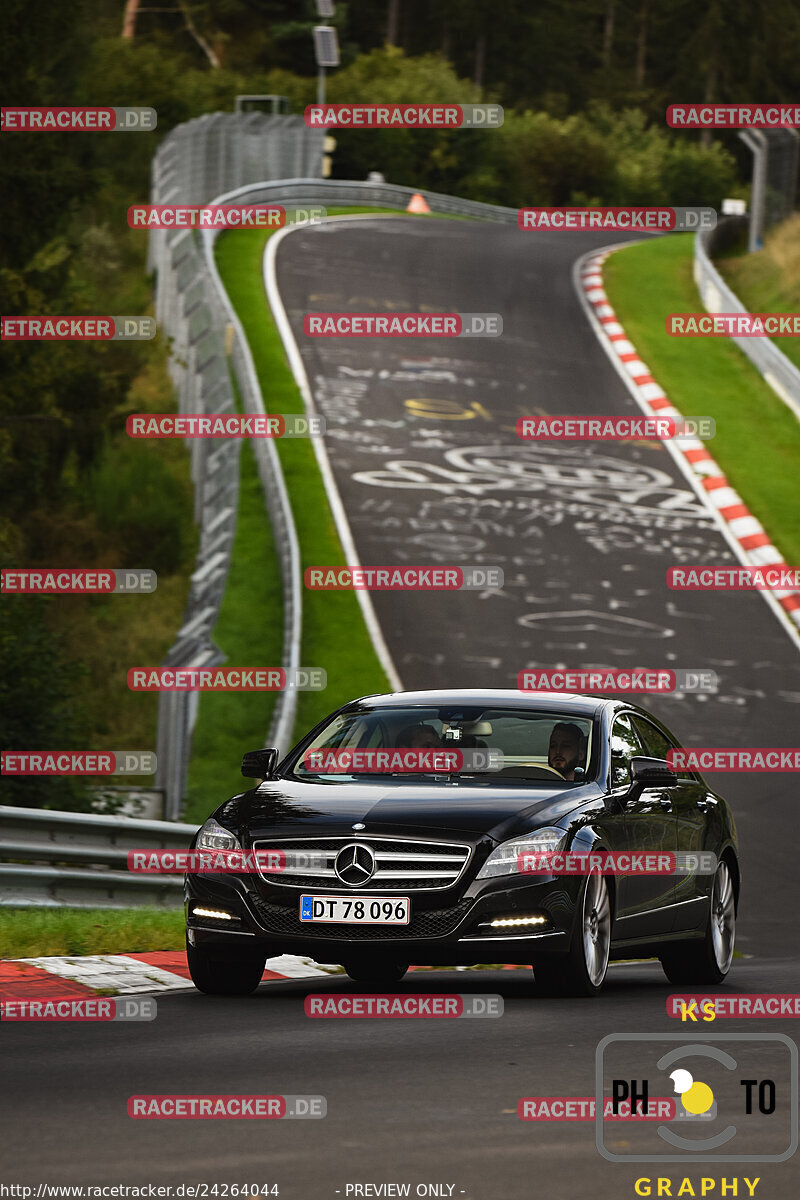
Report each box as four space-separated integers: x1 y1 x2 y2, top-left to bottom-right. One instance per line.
249 895 474 940
251 835 472 892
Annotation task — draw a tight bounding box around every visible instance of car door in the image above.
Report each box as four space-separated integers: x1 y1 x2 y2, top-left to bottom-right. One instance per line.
632 715 714 934
609 712 677 937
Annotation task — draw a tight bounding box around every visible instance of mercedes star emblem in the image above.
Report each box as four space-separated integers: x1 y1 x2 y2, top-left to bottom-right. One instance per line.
352 822 365 830
334 842 376 886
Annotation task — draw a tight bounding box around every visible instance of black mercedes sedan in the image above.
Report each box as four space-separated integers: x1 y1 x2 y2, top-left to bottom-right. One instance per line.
184 689 739 998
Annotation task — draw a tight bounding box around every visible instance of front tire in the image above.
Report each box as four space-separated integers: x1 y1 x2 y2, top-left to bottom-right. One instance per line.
186 935 266 995
532 872 611 997
660 859 736 985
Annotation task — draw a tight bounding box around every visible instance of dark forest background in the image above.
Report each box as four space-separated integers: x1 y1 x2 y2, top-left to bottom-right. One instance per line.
2 0 798 805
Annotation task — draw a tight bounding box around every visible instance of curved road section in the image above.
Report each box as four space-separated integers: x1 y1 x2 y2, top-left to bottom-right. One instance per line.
273 215 800 954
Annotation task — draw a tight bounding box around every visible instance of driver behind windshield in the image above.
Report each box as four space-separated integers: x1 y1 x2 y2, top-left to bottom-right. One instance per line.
547 722 585 781
395 722 442 749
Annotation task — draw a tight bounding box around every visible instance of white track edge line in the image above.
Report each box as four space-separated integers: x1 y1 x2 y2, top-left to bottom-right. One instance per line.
264 220 403 693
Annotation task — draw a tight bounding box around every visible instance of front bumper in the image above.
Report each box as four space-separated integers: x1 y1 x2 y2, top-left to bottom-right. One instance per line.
185 869 576 965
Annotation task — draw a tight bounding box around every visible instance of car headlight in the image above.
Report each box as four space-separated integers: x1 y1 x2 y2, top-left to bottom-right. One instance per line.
196 817 241 851
476 827 568 880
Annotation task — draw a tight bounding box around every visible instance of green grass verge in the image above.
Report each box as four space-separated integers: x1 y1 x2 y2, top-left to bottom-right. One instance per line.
603 235 800 566
0 907 184 959
716 214 800 372
184 438 284 824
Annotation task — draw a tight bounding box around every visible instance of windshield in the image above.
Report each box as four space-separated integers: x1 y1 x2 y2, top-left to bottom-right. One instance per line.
285 705 597 784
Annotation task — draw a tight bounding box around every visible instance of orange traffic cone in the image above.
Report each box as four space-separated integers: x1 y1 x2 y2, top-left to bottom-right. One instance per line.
406 192 431 214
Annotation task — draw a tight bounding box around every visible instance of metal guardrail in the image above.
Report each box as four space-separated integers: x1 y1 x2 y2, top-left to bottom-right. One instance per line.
207 176 520 223
148 115 324 818
695 218 800 422
0 806 198 908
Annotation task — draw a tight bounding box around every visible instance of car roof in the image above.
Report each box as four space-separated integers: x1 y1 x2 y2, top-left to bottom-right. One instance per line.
347 689 611 717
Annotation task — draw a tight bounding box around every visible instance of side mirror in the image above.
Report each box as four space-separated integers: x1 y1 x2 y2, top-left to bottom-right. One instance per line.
241 747 279 780
610 756 677 808
630 756 678 787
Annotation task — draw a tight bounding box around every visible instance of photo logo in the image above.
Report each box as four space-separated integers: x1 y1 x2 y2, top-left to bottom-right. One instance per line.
596 1033 798 1162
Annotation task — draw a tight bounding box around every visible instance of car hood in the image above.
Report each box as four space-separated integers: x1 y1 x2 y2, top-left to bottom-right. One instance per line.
235 776 603 844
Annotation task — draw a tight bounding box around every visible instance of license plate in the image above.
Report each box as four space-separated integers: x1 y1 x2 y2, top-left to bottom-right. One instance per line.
299 895 411 924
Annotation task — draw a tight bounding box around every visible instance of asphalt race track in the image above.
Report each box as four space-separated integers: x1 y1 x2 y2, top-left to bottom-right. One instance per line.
274 216 800 960
4 962 800 1195
4 217 799 1198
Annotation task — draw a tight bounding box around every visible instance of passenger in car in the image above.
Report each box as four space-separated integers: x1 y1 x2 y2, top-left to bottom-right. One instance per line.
547 722 585 780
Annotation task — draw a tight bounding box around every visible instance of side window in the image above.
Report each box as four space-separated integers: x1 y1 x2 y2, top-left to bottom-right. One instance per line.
632 717 692 780
632 717 672 761
610 713 642 789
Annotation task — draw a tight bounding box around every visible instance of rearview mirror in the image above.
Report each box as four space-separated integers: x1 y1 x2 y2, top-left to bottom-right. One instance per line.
241 747 279 779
